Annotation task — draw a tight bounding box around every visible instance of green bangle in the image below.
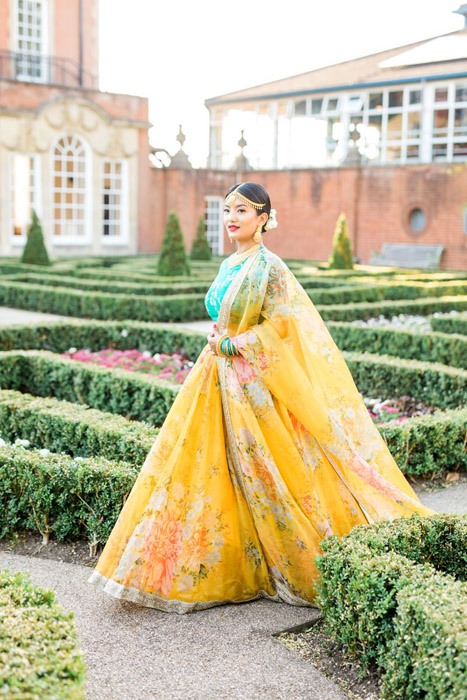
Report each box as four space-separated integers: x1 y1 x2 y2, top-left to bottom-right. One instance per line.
220 337 238 356
226 338 238 356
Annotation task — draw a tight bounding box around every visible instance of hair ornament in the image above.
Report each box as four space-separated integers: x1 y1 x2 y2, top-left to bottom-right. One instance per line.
225 186 266 211
265 208 278 230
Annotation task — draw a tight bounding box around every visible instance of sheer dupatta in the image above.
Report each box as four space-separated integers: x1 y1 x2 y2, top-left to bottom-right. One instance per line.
218 246 436 524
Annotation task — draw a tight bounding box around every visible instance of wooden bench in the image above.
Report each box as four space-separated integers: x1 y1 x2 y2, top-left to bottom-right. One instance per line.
369 243 444 269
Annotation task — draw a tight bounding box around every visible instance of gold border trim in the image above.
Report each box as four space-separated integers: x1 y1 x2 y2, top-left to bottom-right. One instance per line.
87 570 279 614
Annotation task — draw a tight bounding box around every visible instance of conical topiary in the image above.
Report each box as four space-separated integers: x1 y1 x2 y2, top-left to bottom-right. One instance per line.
328 212 354 269
20 209 51 266
190 215 212 261
157 210 191 276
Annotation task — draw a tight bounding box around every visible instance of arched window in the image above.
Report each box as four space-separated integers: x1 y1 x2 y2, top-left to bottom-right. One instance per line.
52 135 90 242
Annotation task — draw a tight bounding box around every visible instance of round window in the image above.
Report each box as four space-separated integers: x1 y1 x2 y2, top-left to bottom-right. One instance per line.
409 208 426 232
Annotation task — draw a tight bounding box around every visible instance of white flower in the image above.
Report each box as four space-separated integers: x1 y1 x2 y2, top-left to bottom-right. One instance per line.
39 448 50 456
205 550 221 566
265 208 278 230
142 351 151 358
182 522 194 540
149 488 168 512
68 347 77 354
14 439 30 447
0 438 6 447
121 329 129 337
153 353 161 361
177 574 194 592
74 456 86 462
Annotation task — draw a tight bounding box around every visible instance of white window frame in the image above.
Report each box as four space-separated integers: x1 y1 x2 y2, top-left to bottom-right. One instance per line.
101 158 129 245
204 196 224 256
429 81 467 162
51 133 92 246
9 152 42 246
14 0 49 83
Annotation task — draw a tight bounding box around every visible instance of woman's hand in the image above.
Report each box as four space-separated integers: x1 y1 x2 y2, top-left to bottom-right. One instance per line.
207 323 222 355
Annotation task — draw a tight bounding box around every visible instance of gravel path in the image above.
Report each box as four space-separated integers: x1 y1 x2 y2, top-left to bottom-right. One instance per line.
0 552 348 700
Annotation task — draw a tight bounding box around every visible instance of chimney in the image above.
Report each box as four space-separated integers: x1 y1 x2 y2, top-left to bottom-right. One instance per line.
454 3 467 28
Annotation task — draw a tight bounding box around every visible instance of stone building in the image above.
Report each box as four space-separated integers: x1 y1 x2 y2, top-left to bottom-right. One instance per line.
0 0 152 259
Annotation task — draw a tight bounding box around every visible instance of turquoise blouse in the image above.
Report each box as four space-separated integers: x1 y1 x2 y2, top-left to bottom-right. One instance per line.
204 245 264 323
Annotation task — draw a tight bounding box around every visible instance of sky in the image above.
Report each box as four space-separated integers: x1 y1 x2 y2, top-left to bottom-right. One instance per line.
98 0 464 168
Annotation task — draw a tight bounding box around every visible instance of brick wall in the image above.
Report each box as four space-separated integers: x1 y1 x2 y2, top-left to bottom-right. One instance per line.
0 0 99 78
144 164 467 270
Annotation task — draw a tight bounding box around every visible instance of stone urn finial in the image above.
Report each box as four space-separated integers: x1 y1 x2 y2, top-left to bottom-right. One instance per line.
169 124 192 169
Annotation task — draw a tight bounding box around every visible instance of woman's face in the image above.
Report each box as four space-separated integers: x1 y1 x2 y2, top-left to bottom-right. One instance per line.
223 197 268 243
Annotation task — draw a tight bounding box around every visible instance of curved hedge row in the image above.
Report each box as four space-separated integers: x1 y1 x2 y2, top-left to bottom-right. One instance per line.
0 388 157 464
430 311 467 336
0 568 86 698
0 350 179 426
5 272 213 296
2 279 467 324
0 387 464 478
0 348 464 427
0 443 137 546
328 321 467 369
305 280 467 305
1 318 465 374
0 319 207 360
314 513 467 700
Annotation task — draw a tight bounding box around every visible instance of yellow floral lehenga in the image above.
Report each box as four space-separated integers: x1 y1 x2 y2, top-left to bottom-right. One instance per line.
88 244 437 613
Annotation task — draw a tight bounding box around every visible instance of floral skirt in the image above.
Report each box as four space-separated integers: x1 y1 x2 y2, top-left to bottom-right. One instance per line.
88 344 436 614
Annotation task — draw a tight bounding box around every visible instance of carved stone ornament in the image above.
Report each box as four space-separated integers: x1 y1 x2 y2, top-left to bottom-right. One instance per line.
1 97 138 157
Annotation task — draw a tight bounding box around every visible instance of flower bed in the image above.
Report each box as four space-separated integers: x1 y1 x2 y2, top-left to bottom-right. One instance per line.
364 394 438 425
61 347 194 384
60 344 439 425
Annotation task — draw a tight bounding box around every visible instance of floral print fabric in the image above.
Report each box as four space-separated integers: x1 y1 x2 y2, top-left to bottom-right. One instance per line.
88 246 437 613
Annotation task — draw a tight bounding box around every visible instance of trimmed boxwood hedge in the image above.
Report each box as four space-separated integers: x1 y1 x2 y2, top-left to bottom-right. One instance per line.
0 443 137 547
0 388 157 464
305 280 467 305
0 319 207 361
2 318 466 374
327 321 467 369
1 387 464 478
0 568 86 698
6 272 213 296
0 280 209 322
2 279 467 324
317 296 467 321
342 351 467 408
0 350 179 426
314 513 467 700
377 406 467 476
430 311 467 336
0 348 464 426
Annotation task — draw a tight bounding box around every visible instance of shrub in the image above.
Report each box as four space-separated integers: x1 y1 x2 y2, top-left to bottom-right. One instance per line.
0 568 86 698
314 514 467 699
328 212 354 270
190 215 212 260
157 210 191 276
20 209 51 266
0 388 157 464
430 311 467 336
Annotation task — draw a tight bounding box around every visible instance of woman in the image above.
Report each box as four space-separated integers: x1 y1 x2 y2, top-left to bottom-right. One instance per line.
88 182 437 613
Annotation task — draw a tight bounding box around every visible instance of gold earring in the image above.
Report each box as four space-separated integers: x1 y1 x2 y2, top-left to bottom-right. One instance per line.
253 224 262 243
